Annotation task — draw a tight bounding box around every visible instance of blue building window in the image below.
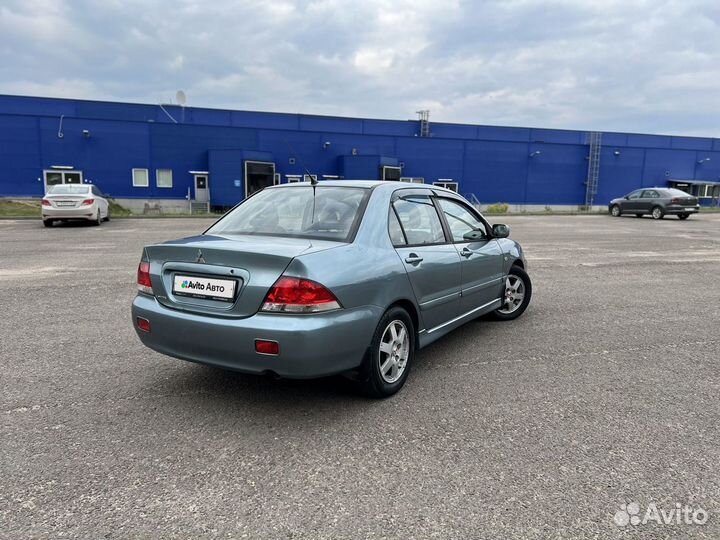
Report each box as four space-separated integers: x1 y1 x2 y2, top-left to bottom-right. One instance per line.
156 169 173 188
132 168 149 188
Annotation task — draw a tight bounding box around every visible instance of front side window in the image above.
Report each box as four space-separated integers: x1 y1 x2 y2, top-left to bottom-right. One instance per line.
133 168 149 187
393 195 446 245
207 186 369 242
627 190 641 200
438 198 486 242
156 169 173 188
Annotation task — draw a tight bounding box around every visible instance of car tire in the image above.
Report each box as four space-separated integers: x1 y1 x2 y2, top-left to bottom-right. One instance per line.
635 214 643 218
93 210 102 226
104 211 111 222
42 219 53 228
490 265 532 321
651 206 664 220
359 306 415 398
678 214 689 220
610 205 621 217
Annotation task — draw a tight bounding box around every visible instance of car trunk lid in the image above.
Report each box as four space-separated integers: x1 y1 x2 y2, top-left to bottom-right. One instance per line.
673 195 698 206
145 234 342 318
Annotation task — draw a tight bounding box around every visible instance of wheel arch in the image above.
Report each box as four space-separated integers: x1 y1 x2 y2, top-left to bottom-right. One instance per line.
387 298 421 348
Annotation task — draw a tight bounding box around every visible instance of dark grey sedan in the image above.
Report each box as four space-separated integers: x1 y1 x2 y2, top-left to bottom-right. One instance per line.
609 188 699 220
132 181 531 397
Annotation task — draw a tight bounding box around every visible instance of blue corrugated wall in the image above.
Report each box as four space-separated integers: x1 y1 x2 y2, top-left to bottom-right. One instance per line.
1 94 719 207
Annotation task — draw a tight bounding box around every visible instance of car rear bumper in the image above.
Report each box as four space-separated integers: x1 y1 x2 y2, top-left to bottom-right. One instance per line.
42 204 97 220
131 293 382 378
664 205 700 214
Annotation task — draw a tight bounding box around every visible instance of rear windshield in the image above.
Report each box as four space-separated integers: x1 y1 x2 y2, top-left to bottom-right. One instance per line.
48 185 90 195
665 188 693 197
206 186 370 242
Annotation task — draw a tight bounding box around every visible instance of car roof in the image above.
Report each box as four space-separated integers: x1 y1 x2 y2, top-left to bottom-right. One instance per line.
270 180 459 195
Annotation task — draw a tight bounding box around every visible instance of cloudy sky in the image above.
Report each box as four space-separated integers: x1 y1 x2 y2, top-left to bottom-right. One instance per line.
1 0 719 136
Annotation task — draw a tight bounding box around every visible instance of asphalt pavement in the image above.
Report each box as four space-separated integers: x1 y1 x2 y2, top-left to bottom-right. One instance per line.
1 213 719 539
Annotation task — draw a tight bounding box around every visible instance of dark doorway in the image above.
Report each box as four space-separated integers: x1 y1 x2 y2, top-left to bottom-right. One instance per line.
381 166 402 181
245 161 276 197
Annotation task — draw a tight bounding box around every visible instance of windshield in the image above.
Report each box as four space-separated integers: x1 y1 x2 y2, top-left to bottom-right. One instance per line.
207 186 370 242
48 185 90 195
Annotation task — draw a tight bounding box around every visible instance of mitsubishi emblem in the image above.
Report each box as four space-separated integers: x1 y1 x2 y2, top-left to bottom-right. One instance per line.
195 249 206 264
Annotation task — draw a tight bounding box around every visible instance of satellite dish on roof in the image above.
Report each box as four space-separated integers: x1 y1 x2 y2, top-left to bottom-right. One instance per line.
176 90 187 106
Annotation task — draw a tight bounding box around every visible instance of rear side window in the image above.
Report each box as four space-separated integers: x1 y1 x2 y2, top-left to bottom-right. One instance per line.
388 209 407 246
393 196 446 245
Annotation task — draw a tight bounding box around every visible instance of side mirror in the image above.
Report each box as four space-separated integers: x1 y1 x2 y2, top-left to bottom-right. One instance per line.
492 224 510 238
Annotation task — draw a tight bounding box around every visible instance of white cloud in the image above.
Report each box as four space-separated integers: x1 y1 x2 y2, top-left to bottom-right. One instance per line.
0 0 719 136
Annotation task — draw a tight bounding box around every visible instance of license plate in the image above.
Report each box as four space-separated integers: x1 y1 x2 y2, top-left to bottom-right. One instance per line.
172 275 237 302
685 207 696 211
56 201 75 207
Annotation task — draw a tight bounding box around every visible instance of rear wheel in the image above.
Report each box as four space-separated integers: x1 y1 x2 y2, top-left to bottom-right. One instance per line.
359 306 414 398
610 205 621 217
491 266 532 321
651 206 664 220
42 219 53 228
93 210 102 226
678 213 689 220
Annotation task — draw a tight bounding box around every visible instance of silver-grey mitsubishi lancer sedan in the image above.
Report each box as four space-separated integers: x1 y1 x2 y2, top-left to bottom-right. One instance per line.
132 181 531 397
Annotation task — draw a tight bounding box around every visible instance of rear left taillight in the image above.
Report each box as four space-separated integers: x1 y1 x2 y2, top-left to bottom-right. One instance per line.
671 197 680 204
137 261 153 295
41 199 50 206
80 199 94 206
261 277 341 313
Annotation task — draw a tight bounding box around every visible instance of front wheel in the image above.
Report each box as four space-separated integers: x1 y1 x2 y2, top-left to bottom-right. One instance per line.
43 219 53 228
610 205 621 217
491 266 532 321
359 306 415 398
651 206 664 220
678 213 689 220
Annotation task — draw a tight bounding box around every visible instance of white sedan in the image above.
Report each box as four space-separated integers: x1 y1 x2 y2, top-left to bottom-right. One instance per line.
42 184 110 227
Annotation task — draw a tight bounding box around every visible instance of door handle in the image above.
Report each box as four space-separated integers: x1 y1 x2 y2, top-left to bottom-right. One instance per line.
460 247 473 258
404 254 423 264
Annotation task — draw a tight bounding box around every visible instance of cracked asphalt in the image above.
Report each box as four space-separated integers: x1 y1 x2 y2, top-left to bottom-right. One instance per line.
1 213 719 539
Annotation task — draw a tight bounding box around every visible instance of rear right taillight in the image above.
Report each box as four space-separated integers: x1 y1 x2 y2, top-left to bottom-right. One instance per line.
261 277 341 313
80 199 94 206
41 199 50 206
137 261 153 295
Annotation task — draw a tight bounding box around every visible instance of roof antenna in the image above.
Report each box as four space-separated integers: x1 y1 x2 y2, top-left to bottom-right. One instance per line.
307 166 318 223
283 138 319 222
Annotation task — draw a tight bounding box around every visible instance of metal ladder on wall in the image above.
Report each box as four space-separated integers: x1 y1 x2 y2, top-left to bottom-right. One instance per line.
584 131 602 208
417 110 430 137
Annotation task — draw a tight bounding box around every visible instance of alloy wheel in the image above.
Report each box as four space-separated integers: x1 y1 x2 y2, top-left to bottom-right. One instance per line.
497 275 526 315
378 320 410 384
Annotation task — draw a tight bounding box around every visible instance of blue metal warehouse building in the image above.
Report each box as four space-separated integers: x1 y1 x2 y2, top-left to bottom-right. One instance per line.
1 94 719 212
